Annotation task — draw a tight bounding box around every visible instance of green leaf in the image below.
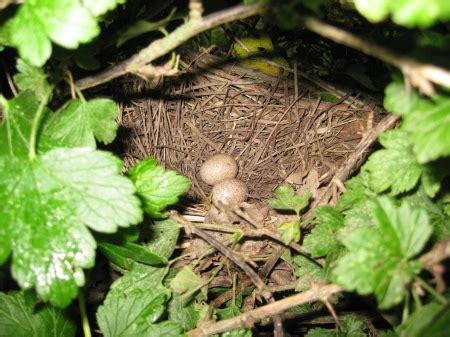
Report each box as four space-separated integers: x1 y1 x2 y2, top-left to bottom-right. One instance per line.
144 321 184 337
215 305 252 337
99 242 167 270
168 294 203 331
39 98 119 150
13 59 52 102
0 148 142 307
8 0 100 66
97 287 170 337
340 314 368 337
170 266 207 301
303 207 345 257
83 0 125 16
305 328 335 337
293 255 324 292
0 291 75 337
354 0 450 28
111 263 168 295
0 91 46 158
333 197 432 309
128 157 190 217
403 94 450 163
396 302 450 337
384 78 450 163
145 219 180 259
278 220 301 245
363 129 422 195
116 8 177 47
268 185 312 216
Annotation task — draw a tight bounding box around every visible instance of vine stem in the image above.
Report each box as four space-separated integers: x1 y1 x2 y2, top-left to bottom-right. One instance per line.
414 276 448 305
29 89 52 160
78 289 92 337
75 3 263 90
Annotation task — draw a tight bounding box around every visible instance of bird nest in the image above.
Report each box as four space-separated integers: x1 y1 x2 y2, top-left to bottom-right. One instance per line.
118 51 381 203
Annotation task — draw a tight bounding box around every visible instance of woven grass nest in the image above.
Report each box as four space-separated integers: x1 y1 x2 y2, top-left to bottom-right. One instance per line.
119 50 381 204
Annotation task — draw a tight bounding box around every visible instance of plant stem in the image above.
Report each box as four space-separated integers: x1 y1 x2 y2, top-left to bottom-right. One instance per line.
29 89 52 160
78 289 92 337
415 276 448 305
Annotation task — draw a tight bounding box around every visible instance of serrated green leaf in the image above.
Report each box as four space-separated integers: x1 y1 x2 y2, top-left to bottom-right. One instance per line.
99 242 167 270
403 94 450 163
293 255 324 292
8 0 101 66
170 266 207 301
0 148 142 307
111 263 168 295
396 302 450 337
364 130 422 195
97 287 170 337
354 0 450 28
333 197 432 309
0 291 75 337
39 98 119 151
340 314 368 337
215 305 252 337
146 219 180 259
268 185 312 216
278 220 301 245
13 59 52 102
384 78 450 163
0 91 47 158
168 293 203 331
145 321 184 337
305 328 335 337
303 207 345 257
128 157 190 217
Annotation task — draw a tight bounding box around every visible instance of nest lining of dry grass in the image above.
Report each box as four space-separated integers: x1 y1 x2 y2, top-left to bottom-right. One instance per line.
118 51 381 203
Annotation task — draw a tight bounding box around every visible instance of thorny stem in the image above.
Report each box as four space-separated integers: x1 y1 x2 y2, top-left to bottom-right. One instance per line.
29 88 52 160
78 289 92 337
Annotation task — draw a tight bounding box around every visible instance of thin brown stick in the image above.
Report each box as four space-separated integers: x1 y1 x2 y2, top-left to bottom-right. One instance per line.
303 113 399 222
188 284 342 336
302 16 450 95
75 4 263 90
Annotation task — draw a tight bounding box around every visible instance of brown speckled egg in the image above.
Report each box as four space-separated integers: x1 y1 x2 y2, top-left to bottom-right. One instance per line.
199 153 238 186
211 178 248 207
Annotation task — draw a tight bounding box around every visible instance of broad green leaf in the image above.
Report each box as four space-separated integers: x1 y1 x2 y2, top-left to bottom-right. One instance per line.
83 0 125 16
0 91 46 158
396 302 450 337
364 130 422 195
128 157 190 217
384 78 450 163
303 207 345 257
0 291 75 337
40 98 119 150
168 293 206 331
146 219 180 258
8 0 100 66
0 148 142 307
97 287 170 337
293 255 324 292
13 59 52 102
403 94 450 163
99 242 167 270
268 185 312 216
354 0 450 28
278 220 301 244
111 263 168 295
116 8 177 47
215 305 252 337
170 266 207 301
333 197 432 309
144 321 184 337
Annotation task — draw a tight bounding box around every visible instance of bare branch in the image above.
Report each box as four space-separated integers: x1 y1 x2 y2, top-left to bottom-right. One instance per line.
303 16 450 96
187 284 342 336
75 4 263 90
